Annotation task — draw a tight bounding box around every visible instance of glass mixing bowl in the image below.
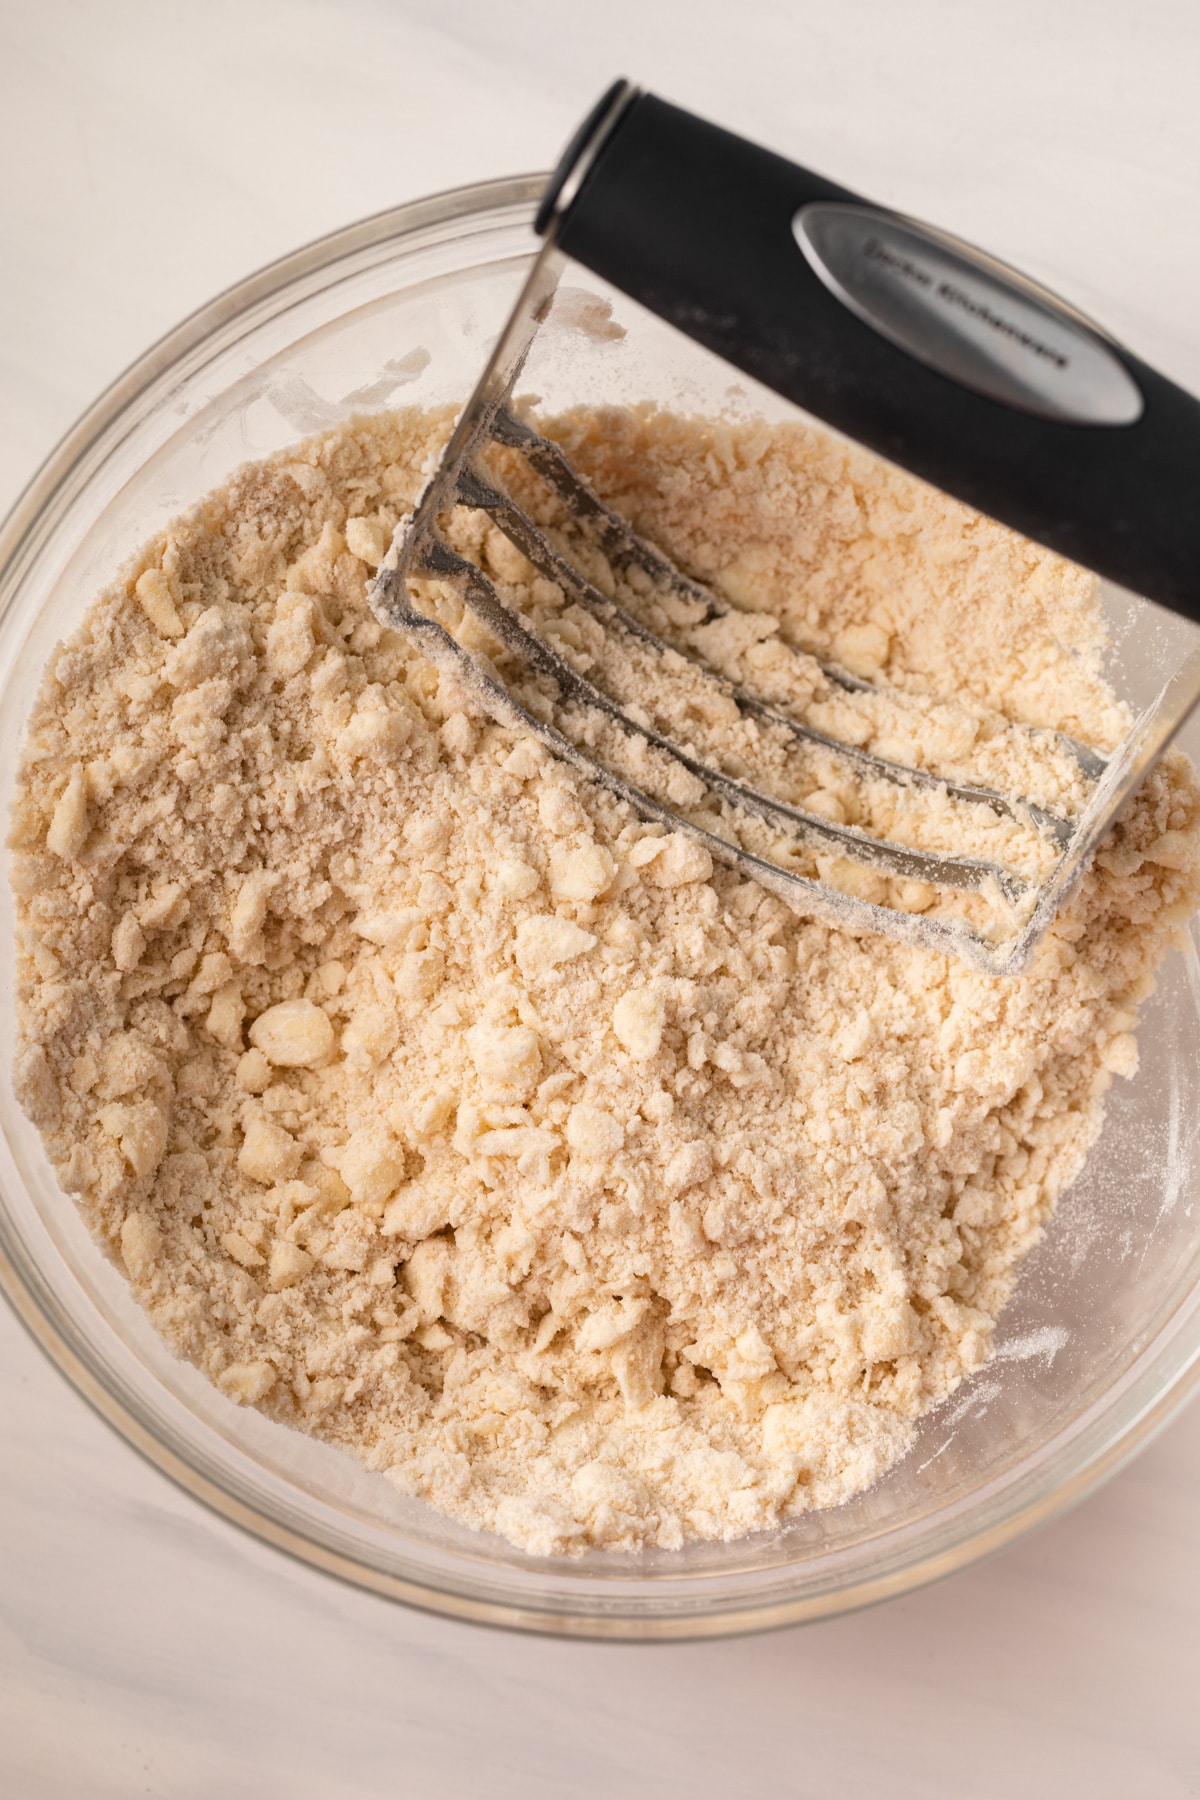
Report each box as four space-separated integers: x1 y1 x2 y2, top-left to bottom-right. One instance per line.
2 176 1199 1640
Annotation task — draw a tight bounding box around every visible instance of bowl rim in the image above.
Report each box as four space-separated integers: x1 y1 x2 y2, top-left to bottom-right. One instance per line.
0 173 546 592
4 1231 1198 1640
2 173 1199 1641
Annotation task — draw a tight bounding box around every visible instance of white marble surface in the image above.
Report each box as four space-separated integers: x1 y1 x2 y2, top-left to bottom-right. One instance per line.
3 2 1200 1793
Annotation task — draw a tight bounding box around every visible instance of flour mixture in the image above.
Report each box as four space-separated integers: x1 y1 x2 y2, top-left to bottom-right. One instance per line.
11 406 1200 1553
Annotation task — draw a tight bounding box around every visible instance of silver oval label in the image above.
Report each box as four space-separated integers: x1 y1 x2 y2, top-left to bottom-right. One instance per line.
793 203 1143 426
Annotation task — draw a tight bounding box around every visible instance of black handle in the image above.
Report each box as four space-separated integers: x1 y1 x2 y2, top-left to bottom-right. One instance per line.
541 86 1200 624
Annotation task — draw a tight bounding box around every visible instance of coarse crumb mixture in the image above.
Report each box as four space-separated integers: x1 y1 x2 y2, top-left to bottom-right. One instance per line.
11 406 1200 1554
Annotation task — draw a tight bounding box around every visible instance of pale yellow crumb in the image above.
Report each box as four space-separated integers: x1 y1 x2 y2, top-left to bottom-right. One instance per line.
9 404 1200 1556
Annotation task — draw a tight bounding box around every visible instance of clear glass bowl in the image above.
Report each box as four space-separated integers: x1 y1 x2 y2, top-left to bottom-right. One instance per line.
2 176 1199 1640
